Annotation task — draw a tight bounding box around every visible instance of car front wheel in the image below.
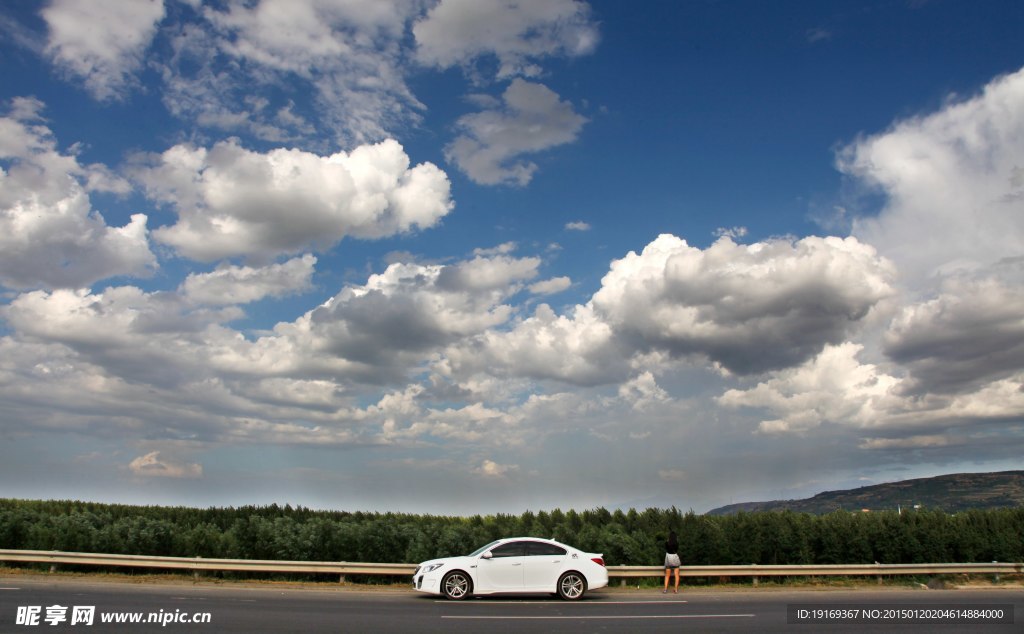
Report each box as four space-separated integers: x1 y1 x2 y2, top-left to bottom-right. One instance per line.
557 571 586 600
441 571 472 600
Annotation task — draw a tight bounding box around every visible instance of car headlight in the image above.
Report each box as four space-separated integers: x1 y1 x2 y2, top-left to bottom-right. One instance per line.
422 563 445 573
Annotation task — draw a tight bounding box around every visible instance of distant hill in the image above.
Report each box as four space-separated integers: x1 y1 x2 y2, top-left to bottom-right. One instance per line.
706 471 1024 515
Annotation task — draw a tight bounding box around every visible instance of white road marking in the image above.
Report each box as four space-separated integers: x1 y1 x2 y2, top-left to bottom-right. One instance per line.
593 600 689 604
435 599 688 605
443 614 755 620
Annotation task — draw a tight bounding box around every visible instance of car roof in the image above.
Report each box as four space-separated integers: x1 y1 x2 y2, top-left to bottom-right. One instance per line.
493 537 571 548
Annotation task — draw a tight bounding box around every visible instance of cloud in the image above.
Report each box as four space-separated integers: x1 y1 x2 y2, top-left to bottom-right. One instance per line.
1 286 238 391
201 0 408 76
0 247 546 450
156 0 424 145
295 256 536 380
181 255 317 306
442 232 897 387
713 226 748 239
436 254 541 293
129 451 202 479
565 221 591 231
382 398 525 445
528 276 571 295
718 343 900 434
742 65 1024 445
0 285 426 448
719 339 1024 437
474 459 519 478
431 404 518 442
843 66 1024 288
697 66 1024 482
133 138 452 262
0 98 157 290
591 234 896 375
858 436 953 450
445 79 587 186
618 371 670 411
0 10 45 55
43 0 165 101
883 265 1024 396
35 0 600 157
441 303 627 386
473 242 518 257
414 0 598 79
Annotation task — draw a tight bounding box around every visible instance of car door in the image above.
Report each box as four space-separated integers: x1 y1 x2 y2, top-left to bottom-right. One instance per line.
475 541 525 592
523 541 568 591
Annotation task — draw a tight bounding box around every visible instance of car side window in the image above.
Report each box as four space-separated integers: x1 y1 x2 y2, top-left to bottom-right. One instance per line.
525 541 567 556
489 542 526 558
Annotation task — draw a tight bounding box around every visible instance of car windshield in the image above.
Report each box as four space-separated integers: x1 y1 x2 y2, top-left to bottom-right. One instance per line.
467 540 502 557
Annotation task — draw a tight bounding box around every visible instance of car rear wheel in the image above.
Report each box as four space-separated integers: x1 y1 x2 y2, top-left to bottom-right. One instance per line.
557 571 586 600
442 571 472 600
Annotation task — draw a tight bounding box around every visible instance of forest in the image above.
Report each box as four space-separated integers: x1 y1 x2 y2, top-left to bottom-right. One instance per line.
1 499 1022 569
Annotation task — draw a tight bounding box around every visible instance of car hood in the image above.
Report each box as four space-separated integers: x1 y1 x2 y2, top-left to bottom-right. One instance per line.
417 555 472 569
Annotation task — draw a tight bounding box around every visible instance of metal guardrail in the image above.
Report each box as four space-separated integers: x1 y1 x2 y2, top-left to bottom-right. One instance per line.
0 550 414 577
613 562 1021 578
1 549 1020 583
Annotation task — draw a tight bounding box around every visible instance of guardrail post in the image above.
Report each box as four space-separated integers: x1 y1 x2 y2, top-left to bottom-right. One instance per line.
993 561 999 584
751 564 758 587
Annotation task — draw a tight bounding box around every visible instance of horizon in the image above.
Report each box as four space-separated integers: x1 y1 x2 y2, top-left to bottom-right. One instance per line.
3 467 1020 518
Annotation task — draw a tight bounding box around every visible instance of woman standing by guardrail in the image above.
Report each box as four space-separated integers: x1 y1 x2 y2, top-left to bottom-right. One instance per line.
663 530 680 594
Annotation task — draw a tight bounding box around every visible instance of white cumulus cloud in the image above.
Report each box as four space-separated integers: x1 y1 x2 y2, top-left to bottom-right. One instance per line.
43 0 165 101
133 138 452 262
591 234 896 375
718 343 900 434
844 66 1024 288
181 254 317 306
0 98 156 290
442 303 626 386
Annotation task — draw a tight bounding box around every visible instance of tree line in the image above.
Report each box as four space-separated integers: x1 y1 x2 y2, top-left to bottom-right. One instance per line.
1 499 1021 567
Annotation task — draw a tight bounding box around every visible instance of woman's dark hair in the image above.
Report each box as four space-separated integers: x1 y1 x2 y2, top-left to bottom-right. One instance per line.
667 530 678 548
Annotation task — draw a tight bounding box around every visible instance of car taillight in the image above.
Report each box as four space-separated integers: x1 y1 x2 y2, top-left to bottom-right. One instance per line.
591 557 605 567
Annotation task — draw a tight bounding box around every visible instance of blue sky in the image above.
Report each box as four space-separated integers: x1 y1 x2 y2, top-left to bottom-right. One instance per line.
1 0 1023 515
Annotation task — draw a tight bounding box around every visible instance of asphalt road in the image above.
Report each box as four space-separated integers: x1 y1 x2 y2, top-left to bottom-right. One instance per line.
1 576 1020 633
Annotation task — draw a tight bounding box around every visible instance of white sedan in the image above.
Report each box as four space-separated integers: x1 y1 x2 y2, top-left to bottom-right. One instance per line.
413 537 608 600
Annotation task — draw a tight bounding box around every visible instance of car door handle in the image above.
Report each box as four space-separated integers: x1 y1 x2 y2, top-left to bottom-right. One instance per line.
512 562 522 566
552 560 561 564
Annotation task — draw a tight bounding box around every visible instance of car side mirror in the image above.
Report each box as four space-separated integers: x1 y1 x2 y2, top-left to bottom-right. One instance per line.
481 551 492 560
